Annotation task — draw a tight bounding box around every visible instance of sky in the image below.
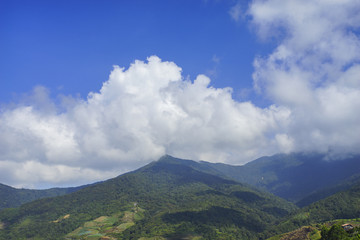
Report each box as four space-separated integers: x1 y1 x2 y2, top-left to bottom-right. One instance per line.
1 0 360 189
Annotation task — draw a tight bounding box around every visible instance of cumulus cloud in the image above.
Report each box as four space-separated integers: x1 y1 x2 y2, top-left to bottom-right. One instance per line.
248 0 360 155
0 56 291 188
2 0 360 188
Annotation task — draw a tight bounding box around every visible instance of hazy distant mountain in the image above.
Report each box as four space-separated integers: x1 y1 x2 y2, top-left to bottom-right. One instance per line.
202 153 360 205
296 172 360 207
0 155 296 240
266 180 360 238
0 183 86 210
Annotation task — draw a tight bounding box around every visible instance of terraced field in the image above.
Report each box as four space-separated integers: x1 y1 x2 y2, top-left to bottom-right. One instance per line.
66 203 144 240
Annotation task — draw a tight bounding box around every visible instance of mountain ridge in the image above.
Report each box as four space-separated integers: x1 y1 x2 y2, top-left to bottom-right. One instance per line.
2 153 360 239
2 152 360 211
0 183 90 210
0 155 297 240
200 152 360 205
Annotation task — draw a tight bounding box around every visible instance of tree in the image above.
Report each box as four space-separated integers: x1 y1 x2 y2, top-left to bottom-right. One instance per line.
321 224 348 240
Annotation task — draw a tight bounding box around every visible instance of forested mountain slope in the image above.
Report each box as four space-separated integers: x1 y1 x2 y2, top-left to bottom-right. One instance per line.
265 181 360 238
203 153 360 205
0 155 296 240
3 152 358 212
0 183 85 210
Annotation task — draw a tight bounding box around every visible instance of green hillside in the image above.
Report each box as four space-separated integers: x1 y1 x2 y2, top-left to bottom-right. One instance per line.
3 152 357 212
203 153 360 205
0 155 297 240
305 183 360 223
0 183 86 210
264 182 360 238
296 173 360 207
267 219 360 240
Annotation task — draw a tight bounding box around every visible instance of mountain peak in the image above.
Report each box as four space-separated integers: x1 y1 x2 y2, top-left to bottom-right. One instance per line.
157 154 195 163
0 155 297 239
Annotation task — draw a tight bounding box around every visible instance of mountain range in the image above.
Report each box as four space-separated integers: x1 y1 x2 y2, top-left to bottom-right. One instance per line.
1 153 360 239
202 152 360 205
0 183 88 210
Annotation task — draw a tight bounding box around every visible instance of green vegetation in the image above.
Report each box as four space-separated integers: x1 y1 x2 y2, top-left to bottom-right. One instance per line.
0 183 86 210
267 226 320 240
2 154 360 239
320 223 360 240
0 155 297 239
267 219 360 240
66 203 144 239
204 153 360 205
262 183 360 238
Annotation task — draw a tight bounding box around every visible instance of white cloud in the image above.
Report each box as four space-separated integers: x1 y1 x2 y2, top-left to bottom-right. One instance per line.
0 56 291 188
249 0 360 155
1 0 360 188
229 2 243 22
0 160 116 189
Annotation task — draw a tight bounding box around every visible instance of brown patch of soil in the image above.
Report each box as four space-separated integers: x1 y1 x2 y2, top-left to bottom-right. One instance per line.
280 226 314 240
52 214 71 223
94 216 108 222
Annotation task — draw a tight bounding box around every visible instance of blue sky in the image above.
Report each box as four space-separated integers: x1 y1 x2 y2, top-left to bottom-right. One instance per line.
1 0 360 188
0 0 272 105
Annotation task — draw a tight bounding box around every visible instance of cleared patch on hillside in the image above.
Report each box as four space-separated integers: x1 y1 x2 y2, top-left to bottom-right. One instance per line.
282 226 316 240
137 237 167 240
267 226 319 240
66 203 144 240
52 214 70 223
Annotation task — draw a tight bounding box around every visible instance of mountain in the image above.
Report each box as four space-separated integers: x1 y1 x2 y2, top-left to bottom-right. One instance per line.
304 182 360 223
0 183 86 210
202 153 360 205
3 152 358 211
0 155 297 240
296 172 360 207
265 181 360 238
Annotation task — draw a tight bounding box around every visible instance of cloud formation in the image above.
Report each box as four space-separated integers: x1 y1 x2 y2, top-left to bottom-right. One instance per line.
249 0 360 155
1 0 360 188
0 57 291 188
